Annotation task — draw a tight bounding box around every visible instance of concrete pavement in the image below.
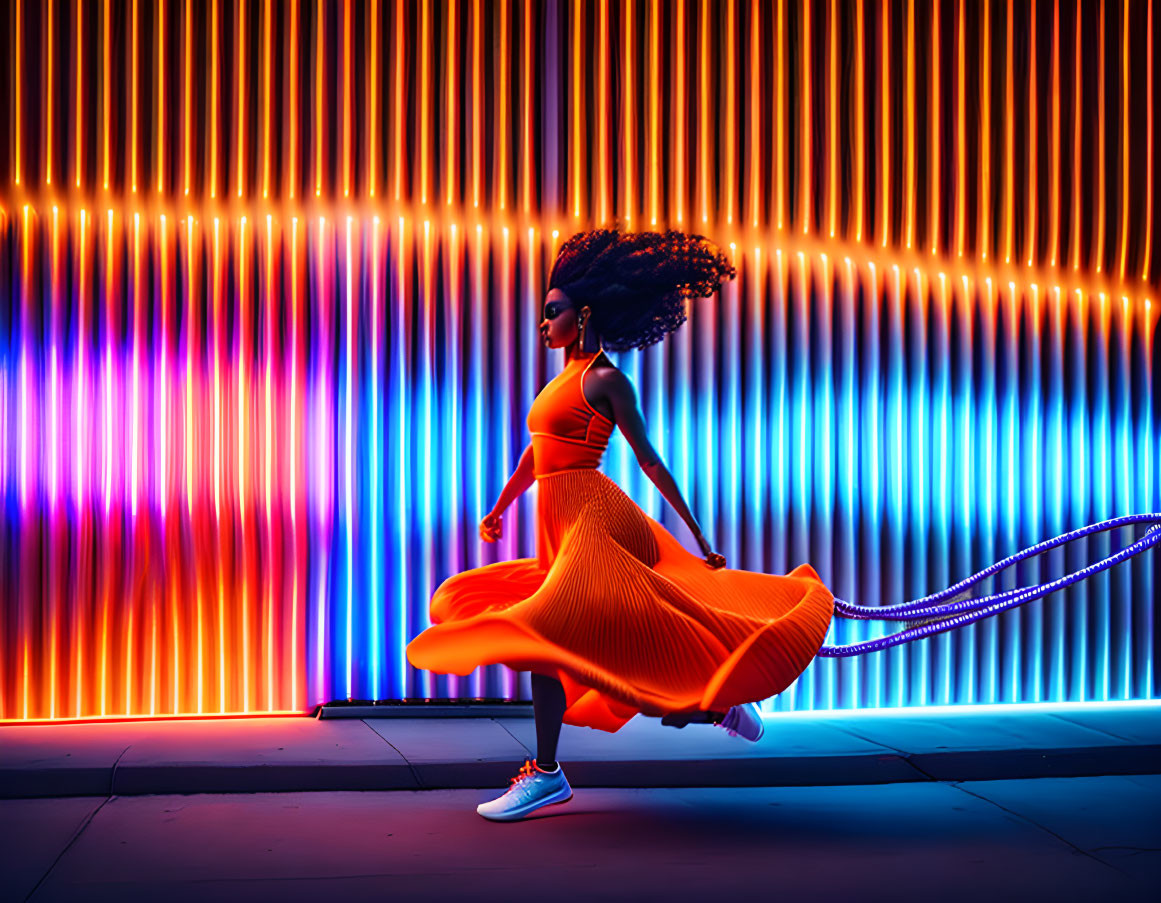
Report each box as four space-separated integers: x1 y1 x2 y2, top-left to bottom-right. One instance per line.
4 776 1158 901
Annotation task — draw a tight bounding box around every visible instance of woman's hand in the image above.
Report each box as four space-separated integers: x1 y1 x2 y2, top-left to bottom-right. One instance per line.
703 551 726 570
696 532 726 569
479 511 503 543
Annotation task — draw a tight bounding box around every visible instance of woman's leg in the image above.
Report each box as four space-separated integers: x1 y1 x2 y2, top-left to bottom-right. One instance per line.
530 672 567 770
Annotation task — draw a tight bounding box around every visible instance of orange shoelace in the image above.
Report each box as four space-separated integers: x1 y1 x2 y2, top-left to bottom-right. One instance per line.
508 759 538 786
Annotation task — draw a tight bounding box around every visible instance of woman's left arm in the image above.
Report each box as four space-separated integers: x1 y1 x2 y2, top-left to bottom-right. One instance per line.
598 370 726 568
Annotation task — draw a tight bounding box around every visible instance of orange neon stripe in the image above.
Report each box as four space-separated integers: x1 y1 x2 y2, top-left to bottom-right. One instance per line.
150 580 158 715
75 0 84 187
236 0 247 198
473 0 487 209
776 0 789 228
879 0 890 247
1116 0 1129 280
46 0 54 185
15 0 21 185
158 0 166 194
445 0 455 205
748 0 760 229
212 559 222 705
855 0 865 241
676 0 687 225
1048 0 1060 266
343 0 352 198
1026 0 1038 266
211 0 219 198
904 0 915 248
699 0 710 224
371 0 380 198
262 0 271 198
132 0 139 192
599 0 610 223
570 0 581 216
103 0 110 190
929 0 940 255
126 602 135 714
955 0 966 256
397 0 408 202
624 0 637 224
800 0 811 234
496 0 507 210
1095 0 1105 273
183 0 191 195
1071 0 1082 271
1145 1 1154 281
827 0 837 237
523 0 534 214
316 0 325 197
170 566 179 713
289 0 299 199
978 0 990 259
1002 0 1014 263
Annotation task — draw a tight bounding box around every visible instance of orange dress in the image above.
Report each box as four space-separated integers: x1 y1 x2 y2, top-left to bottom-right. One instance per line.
405 351 834 732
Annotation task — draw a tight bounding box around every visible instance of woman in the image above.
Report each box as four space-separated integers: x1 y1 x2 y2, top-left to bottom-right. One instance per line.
405 229 834 821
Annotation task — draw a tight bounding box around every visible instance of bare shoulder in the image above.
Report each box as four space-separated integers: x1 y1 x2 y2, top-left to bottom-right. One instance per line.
586 354 636 402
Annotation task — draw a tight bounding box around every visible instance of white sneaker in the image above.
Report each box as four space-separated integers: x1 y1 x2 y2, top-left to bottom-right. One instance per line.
476 759 574 822
716 702 765 742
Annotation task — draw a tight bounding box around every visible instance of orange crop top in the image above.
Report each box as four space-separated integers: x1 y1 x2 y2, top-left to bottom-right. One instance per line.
526 353 616 478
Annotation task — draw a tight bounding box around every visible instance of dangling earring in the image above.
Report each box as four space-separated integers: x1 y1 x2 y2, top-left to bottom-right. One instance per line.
578 314 588 351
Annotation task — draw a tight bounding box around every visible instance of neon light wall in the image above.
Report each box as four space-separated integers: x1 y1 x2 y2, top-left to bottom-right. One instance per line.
1 0 1157 721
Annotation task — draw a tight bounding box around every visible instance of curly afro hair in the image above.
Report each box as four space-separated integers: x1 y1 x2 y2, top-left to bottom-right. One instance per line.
546 229 737 351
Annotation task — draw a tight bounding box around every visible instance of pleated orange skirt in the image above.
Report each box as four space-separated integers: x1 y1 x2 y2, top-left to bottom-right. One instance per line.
405 468 834 732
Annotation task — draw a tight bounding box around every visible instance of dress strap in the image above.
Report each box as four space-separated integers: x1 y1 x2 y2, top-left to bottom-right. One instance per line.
577 352 614 426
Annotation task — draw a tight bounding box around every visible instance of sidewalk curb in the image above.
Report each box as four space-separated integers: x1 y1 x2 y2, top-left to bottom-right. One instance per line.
2 744 1157 798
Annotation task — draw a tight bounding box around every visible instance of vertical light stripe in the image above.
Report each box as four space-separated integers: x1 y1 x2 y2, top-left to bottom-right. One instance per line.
1095 2 1106 272
879 0 890 247
800 0 812 234
978 0 991 259
904 0 915 248
1048 0 1061 266
1002 0 1014 264
345 218 354 699
1026 0 1037 266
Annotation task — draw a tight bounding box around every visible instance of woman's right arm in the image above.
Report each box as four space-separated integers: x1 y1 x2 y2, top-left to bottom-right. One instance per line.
480 443 535 542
